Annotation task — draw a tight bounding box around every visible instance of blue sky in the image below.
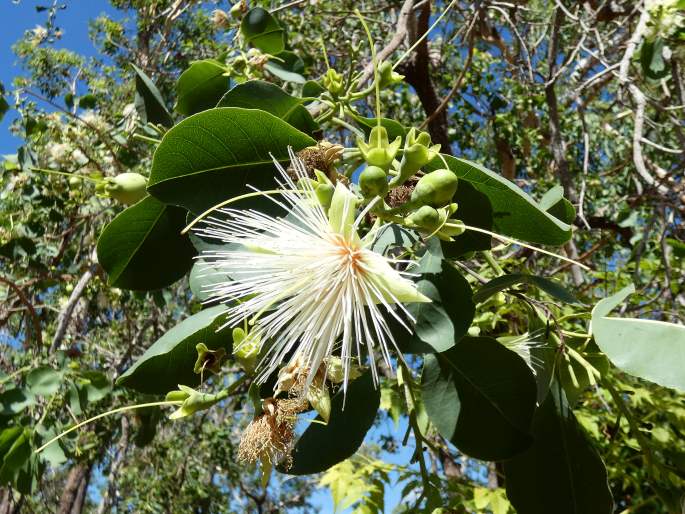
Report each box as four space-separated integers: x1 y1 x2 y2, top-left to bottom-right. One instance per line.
1 3 419 512
0 0 113 155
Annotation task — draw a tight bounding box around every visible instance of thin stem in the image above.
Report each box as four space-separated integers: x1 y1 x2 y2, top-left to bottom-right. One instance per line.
355 9 382 125
393 0 458 70
34 401 181 454
461 224 591 270
30 167 102 184
483 250 504 275
132 133 161 145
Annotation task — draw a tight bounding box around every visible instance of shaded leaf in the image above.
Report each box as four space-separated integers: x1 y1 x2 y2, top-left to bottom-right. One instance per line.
285 371 379 475
97 196 196 291
217 80 318 135
25 367 62 397
240 7 285 55
175 59 230 116
117 306 232 394
131 63 173 127
421 337 537 460
503 382 613 514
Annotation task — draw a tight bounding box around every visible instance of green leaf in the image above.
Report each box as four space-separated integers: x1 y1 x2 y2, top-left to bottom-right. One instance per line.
640 38 669 80
503 383 613 514
428 155 572 245
370 224 419 256
80 371 111 403
264 51 306 84
175 59 230 116
96 196 196 291
591 284 685 392
473 273 579 304
539 185 576 225
0 428 31 484
148 107 315 214
77 93 97 109
285 371 380 475
440 180 493 258
302 80 324 100
0 82 8 123
421 337 537 460
25 367 62 396
0 388 34 416
240 7 285 55
117 306 232 394
131 63 173 127
217 80 318 135
392 242 475 354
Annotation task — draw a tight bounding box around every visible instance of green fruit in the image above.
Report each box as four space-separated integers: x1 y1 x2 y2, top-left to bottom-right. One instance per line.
406 205 440 230
105 173 147 205
411 169 458 207
358 166 388 198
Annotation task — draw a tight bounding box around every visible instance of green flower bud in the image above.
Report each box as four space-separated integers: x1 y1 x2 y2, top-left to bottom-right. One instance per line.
315 182 335 208
356 125 402 171
104 173 147 205
406 205 440 230
410 169 458 207
232 327 260 374
358 165 388 198
322 68 344 95
390 128 441 187
378 61 404 89
165 389 190 403
168 385 229 420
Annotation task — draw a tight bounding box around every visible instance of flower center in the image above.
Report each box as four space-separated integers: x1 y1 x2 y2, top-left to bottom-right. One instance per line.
330 234 363 273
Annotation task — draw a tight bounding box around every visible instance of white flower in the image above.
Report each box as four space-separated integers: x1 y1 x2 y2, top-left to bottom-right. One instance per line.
194 149 429 392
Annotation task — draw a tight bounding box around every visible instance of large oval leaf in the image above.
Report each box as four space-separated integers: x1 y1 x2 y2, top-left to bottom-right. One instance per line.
428 155 572 246
392 241 475 354
591 284 685 392
421 337 537 461
240 7 285 55
175 59 230 116
97 196 196 291
284 371 380 475
148 107 316 213
217 80 318 136
116 306 232 394
503 383 613 514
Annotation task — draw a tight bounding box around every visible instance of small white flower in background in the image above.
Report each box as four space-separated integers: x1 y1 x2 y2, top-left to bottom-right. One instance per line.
194 149 430 392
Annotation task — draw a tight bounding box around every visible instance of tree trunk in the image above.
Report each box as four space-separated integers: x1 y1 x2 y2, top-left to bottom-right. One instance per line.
58 461 92 514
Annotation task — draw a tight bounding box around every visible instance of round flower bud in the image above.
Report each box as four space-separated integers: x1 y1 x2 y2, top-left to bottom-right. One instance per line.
406 205 440 230
104 173 147 205
410 169 458 207
358 166 388 198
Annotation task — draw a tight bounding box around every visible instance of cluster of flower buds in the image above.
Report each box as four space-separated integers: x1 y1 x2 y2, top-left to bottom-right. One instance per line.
96 172 147 205
323 68 344 96
389 127 441 187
